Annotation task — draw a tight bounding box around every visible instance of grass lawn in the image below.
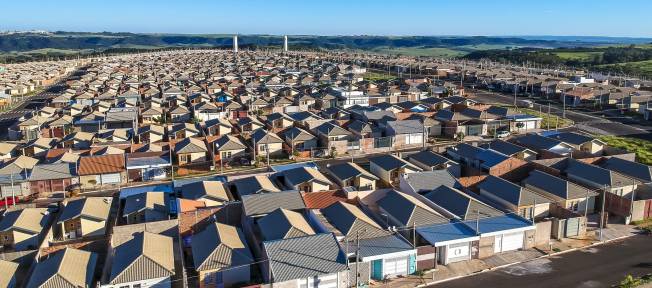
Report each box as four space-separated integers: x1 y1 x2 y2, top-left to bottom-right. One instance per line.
597 135 652 165
363 71 397 81
513 107 574 129
552 51 603 61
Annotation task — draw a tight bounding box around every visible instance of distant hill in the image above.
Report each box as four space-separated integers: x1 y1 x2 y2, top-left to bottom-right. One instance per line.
2 32 649 53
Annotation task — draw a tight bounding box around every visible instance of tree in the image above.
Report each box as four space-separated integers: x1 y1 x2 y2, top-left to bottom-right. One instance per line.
456 131 465 142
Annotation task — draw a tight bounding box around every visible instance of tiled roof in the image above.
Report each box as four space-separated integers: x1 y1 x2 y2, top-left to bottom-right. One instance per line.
78 154 125 175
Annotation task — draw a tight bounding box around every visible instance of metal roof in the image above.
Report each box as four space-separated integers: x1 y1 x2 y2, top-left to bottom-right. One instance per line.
416 221 479 247
191 223 254 271
462 214 534 235
241 190 305 216
342 234 413 259
26 248 97 288
263 233 347 283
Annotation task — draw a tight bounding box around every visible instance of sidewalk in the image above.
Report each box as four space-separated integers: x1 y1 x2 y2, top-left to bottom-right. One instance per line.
378 220 641 288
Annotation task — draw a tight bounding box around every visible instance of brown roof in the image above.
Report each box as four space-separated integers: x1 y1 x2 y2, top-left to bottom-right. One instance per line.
301 190 350 209
78 154 126 175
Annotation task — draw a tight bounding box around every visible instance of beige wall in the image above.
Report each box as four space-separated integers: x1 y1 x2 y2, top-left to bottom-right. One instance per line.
80 217 107 237
478 235 495 259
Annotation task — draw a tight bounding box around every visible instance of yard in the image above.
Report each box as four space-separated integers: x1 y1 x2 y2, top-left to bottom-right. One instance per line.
363 71 397 81
513 107 574 129
597 135 652 165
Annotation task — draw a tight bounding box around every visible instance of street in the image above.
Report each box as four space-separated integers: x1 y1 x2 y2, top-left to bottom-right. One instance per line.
468 89 652 140
429 235 652 288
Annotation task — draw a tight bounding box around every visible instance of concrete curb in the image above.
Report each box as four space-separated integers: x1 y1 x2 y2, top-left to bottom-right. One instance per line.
415 233 638 287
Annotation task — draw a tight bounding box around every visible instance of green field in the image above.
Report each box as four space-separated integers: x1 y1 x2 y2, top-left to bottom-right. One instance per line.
552 51 603 61
515 108 574 129
598 135 652 165
597 60 652 74
363 71 396 81
371 46 467 58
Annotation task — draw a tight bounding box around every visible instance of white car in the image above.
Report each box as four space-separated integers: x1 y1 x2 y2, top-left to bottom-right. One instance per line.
496 130 510 138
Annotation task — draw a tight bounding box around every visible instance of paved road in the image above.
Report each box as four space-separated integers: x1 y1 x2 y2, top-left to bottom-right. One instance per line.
429 235 652 288
469 89 652 140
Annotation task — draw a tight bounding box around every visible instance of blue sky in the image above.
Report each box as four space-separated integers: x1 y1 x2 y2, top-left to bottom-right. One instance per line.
3 0 652 37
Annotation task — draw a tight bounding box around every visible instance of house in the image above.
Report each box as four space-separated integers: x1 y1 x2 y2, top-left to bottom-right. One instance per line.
204 118 233 136
347 120 382 138
77 154 127 188
369 154 422 184
512 133 574 156
423 186 504 221
282 127 317 151
250 129 284 157
180 181 230 207
0 143 18 160
101 231 175 288
0 208 50 250
169 123 201 139
237 116 264 134
29 163 77 195
564 159 639 198
191 223 254 288
406 150 461 177
480 140 537 161
25 248 97 288
600 157 652 183
266 112 295 130
522 170 597 214
229 175 281 198
258 208 315 241
122 192 169 224
478 175 551 219
385 120 424 148
320 201 417 281
261 233 348 287
213 134 247 162
174 137 208 165
399 170 458 195
241 190 306 217
545 132 606 154
57 197 112 239
376 190 449 228
276 167 333 192
325 162 379 191
504 114 542 133
169 105 191 122
125 151 171 182
314 122 352 154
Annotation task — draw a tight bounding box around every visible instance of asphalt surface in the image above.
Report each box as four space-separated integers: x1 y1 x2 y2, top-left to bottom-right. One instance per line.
469 89 652 140
429 235 652 288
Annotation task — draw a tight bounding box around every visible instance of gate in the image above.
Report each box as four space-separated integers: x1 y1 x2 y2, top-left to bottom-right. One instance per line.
565 217 580 237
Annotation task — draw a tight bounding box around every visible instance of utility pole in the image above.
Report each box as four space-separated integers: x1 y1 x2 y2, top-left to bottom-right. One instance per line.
10 173 15 207
266 143 270 170
169 146 174 181
599 184 607 242
355 230 360 288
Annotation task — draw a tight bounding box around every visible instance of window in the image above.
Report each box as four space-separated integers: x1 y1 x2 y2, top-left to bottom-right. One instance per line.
568 200 580 212
222 151 232 158
132 285 141 288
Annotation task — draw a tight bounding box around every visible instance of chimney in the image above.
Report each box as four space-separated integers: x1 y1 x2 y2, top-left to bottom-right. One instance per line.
233 35 238 53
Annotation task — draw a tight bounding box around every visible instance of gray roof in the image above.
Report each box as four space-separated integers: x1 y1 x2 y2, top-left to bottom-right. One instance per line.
325 162 378 182
377 190 448 227
523 170 596 200
29 163 76 181
601 157 652 183
258 208 315 241
342 235 413 259
282 127 316 142
481 140 533 157
280 167 332 187
478 175 551 207
546 132 598 146
26 248 97 288
241 190 305 216
401 170 457 194
230 175 281 197
565 159 638 187
387 120 423 134
369 154 420 171
108 232 174 285
214 135 246 151
263 233 347 283
251 129 284 144
316 122 351 137
321 201 389 240
122 192 168 217
191 223 254 271
424 186 503 220
407 150 453 168
513 134 566 150
175 137 207 153
180 181 230 203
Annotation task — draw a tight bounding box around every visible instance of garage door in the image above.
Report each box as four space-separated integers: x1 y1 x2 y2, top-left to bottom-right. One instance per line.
384 256 408 277
501 232 524 252
524 121 535 130
100 173 121 184
447 242 470 263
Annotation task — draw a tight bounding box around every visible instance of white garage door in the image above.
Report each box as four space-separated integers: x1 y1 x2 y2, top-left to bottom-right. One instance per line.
500 232 524 252
524 121 535 130
100 173 121 184
407 133 423 145
447 242 470 263
384 256 408 277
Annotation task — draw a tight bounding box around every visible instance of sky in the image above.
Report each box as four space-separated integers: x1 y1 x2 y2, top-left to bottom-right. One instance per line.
2 0 652 37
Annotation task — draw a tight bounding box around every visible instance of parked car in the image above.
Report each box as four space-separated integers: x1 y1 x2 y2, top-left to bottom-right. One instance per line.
496 130 510 138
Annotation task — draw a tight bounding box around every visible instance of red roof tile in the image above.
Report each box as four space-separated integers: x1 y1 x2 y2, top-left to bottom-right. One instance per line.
78 154 126 175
